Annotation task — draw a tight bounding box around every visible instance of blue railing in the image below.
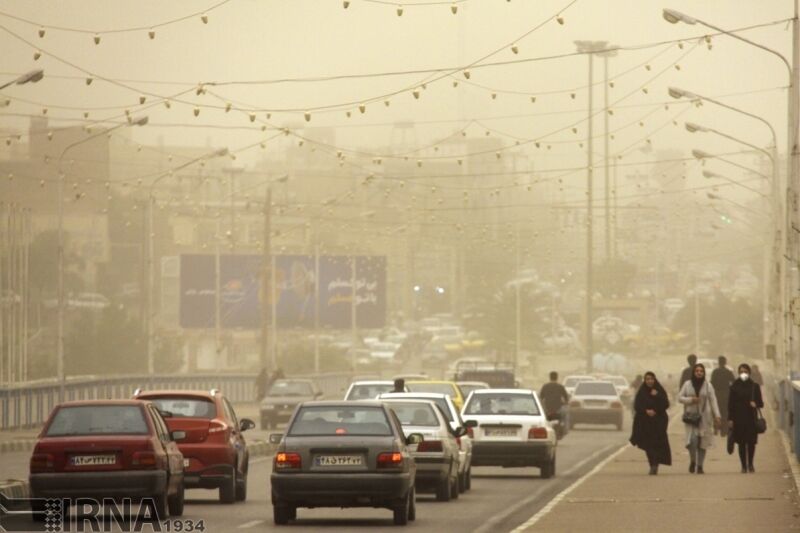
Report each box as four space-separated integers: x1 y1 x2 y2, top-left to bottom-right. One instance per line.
0 372 356 430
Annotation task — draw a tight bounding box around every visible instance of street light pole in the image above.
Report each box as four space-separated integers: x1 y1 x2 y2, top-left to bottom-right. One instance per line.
57 116 147 401
599 46 617 262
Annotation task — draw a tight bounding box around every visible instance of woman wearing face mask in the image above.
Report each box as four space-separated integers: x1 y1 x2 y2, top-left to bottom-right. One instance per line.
629 371 672 475
728 364 764 473
678 363 721 474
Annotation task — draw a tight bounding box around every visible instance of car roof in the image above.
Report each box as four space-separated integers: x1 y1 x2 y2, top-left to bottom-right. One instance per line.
470 388 533 395
135 390 218 399
380 392 449 399
349 380 394 386
56 400 149 407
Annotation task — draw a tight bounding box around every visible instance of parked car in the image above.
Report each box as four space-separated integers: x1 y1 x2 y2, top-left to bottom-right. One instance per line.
344 380 404 401
133 389 254 503
378 392 473 492
568 380 624 430
461 389 557 478
29 400 185 520
382 399 463 501
260 379 321 430
269 401 418 525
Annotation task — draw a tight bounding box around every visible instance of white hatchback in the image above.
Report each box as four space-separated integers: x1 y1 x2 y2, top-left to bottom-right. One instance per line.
461 389 557 478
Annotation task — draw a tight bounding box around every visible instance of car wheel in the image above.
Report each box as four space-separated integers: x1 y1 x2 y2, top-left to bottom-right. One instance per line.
541 455 556 479
235 466 248 502
151 491 169 520
219 472 236 504
273 505 292 525
168 482 185 517
435 469 452 502
393 490 411 525
408 488 416 521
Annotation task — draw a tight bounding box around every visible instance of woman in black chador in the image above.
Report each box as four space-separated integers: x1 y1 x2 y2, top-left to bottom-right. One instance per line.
630 371 672 475
728 363 764 473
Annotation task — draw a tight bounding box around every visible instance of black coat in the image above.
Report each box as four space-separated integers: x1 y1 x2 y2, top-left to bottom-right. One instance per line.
728 380 764 445
630 384 672 465
710 366 735 419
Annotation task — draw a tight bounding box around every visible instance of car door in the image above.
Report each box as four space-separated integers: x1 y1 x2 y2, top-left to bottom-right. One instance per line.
222 397 246 472
149 406 183 491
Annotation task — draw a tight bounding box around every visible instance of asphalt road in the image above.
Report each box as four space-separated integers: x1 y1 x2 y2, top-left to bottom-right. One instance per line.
2 416 629 533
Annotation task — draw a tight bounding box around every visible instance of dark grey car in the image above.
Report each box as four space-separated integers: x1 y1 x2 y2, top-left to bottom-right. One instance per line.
259 379 321 430
270 401 419 526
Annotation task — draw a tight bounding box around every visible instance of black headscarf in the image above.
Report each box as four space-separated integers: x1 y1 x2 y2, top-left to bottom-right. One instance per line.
634 371 668 410
690 363 705 395
738 363 752 375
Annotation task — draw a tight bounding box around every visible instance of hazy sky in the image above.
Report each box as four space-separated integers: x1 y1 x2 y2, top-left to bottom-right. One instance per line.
0 0 793 200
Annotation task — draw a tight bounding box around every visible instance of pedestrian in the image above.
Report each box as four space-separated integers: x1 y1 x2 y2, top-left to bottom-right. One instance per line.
679 354 698 390
750 364 764 386
392 377 405 393
678 363 721 474
728 363 765 473
710 356 735 435
540 371 570 432
629 371 672 475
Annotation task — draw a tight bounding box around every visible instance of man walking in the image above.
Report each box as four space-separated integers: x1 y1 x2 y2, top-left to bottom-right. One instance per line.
540 371 570 434
679 354 697 390
710 355 735 435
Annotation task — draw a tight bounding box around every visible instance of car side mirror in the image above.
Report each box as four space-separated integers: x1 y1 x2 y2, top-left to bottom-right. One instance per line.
454 427 467 438
269 433 284 445
171 430 186 441
406 433 424 445
463 419 478 428
239 418 256 432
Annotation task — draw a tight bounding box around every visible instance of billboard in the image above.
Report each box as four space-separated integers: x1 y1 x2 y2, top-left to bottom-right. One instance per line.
179 254 386 330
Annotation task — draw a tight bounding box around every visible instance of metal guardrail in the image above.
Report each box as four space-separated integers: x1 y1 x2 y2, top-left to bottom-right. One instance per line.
0 372 356 430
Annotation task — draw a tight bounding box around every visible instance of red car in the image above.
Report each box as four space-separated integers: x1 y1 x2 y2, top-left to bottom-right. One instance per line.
134 389 255 503
29 399 185 519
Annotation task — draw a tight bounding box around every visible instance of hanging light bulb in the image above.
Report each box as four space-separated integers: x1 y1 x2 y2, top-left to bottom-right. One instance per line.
359 103 366 114
33 50 42 60
193 107 200 117
397 5 404 16
249 113 256 122
85 77 93 86
675 64 681 71
384 99 390 107
38 27 45 38
139 95 146 104
83 111 89 118
225 103 232 112
164 100 171 109
343 0 350 7
556 15 565 24
148 29 155 39
201 13 209 24
491 92 497 100
304 111 311 122
463 69 471 79
93 34 101 45
511 44 519 54
451 3 458 14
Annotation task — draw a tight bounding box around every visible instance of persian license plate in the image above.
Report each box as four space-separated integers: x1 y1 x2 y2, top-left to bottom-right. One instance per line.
485 428 517 437
70 454 116 466
314 455 363 467
183 458 190 468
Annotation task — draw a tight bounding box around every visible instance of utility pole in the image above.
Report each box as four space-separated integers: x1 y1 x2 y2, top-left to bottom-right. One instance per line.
575 40 607 372
260 186 271 371
788 0 800 374
599 46 618 262
313 242 320 374
515 221 521 370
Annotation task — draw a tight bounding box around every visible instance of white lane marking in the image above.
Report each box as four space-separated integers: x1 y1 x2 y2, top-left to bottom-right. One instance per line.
472 443 618 533
237 520 265 529
509 444 629 532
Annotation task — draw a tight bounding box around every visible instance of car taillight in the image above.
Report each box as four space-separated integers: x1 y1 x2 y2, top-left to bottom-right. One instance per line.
377 452 403 469
30 453 54 472
208 420 229 434
611 401 623 409
274 452 301 470
569 400 581 408
416 440 443 452
528 427 548 439
132 451 157 468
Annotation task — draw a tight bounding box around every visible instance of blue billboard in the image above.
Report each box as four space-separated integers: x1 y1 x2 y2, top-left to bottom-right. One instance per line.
179 254 386 330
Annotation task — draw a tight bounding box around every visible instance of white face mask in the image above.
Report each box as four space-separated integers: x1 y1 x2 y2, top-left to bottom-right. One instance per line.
740 373 749 381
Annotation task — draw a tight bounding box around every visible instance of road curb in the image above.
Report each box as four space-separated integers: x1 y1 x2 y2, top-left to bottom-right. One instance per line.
0 439 36 455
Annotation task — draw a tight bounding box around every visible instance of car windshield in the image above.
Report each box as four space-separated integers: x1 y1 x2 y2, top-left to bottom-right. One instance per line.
407 383 456 397
464 393 540 416
346 383 394 400
386 402 439 427
268 381 313 396
288 406 392 436
144 397 216 419
574 382 618 396
46 405 149 436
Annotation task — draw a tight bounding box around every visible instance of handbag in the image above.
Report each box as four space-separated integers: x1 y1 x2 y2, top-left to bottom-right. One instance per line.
752 385 767 434
682 390 705 427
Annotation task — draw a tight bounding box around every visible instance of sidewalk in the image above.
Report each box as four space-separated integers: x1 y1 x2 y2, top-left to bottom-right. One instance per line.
518 410 800 532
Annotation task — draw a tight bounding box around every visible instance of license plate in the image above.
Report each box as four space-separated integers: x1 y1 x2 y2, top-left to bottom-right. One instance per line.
485 428 517 437
314 455 363 466
585 400 607 407
70 454 116 466
183 458 190 468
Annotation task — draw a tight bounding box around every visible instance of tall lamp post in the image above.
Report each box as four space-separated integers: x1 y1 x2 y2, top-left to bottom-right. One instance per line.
663 3 799 377
57 116 148 401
